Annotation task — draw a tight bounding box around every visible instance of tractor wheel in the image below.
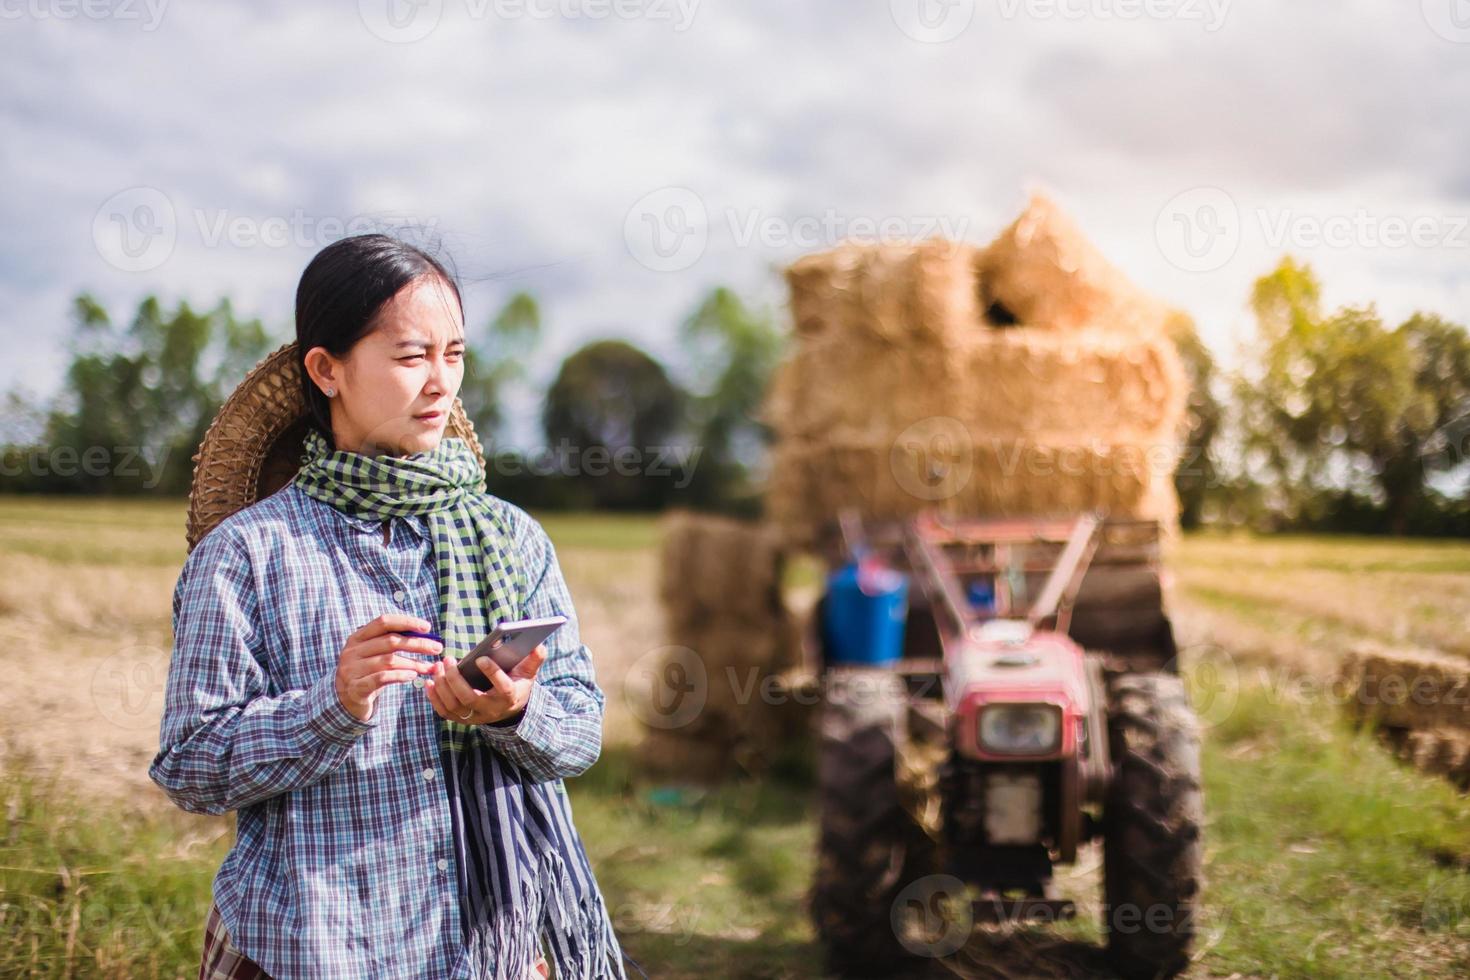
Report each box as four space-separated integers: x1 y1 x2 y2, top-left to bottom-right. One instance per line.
810 667 937 978
1103 672 1204 980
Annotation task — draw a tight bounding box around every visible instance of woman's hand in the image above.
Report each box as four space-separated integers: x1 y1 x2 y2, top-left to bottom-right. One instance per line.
425 644 548 725
334 614 442 722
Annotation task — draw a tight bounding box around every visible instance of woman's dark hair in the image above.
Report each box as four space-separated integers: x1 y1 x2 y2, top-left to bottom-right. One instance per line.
295 234 463 441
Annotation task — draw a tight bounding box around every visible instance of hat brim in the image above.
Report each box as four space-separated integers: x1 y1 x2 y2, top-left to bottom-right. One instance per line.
185 340 488 554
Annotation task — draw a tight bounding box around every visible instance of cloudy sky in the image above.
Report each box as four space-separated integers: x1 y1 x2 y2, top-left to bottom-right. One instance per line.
4 0 1468 446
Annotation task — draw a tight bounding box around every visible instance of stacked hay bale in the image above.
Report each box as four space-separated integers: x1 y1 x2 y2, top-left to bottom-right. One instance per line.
1340 643 1470 788
637 510 807 781
763 192 1190 550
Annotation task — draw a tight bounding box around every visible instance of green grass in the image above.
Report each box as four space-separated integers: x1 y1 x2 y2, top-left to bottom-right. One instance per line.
1191 675 1470 978
5 500 1470 977
0 747 823 979
8 675 1470 977
0 766 229 979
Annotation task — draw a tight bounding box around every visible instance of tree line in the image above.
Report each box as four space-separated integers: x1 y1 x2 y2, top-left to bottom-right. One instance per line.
0 285 780 515
2 256 1467 536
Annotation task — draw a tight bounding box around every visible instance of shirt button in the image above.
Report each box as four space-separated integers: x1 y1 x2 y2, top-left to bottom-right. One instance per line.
423 767 436 781
436 858 449 872
393 589 407 603
412 677 425 688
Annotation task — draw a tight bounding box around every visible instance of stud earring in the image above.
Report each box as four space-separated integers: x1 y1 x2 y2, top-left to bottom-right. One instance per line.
324 387 336 398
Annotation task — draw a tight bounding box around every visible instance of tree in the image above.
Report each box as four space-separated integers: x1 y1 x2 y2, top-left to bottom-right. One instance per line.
541 340 686 510
1168 312 1223 529
32 293 271 495
1238 257 1470 533
676 287 785 511
459 291 541 447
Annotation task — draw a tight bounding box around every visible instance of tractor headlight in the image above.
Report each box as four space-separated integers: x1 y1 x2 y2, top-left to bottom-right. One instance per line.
978 704 1062 755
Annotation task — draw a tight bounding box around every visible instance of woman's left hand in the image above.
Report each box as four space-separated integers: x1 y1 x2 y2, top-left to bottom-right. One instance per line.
425 644 548 725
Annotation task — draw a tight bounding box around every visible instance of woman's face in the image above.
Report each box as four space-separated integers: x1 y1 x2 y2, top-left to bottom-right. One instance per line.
305 274 466 458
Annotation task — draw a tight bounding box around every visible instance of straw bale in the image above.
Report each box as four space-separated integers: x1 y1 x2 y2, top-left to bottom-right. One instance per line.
785 238 981 347
759 327 1188 446
1340 642 1470 732
977 191 1172 336
658 510 786 631
766 436 1180 550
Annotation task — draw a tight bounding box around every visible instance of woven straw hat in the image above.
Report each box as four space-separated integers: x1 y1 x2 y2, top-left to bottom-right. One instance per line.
185 340 487 554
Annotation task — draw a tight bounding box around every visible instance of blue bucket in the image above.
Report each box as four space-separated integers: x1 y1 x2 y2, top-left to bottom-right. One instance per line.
822 557 909 667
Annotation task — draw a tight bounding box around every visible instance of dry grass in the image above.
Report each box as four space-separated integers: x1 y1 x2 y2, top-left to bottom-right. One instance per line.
1171 533 1470 659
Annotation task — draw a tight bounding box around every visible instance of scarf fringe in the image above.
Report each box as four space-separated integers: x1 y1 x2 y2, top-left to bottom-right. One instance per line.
468 847 628 980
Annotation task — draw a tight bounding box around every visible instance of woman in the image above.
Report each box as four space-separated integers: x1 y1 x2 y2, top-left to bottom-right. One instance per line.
149 235 627 980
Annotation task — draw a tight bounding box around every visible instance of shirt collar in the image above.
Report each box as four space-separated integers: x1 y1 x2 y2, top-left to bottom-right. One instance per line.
336 509 428 541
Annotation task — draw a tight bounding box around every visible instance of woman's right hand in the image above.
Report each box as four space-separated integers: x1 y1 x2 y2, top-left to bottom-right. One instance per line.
335 614 443 722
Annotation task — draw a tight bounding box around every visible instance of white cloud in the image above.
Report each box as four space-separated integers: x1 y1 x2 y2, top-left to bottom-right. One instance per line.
1 0 1467 446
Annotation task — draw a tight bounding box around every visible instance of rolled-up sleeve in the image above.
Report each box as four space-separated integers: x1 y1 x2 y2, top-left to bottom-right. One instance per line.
148 528 374 815
479 515 605 782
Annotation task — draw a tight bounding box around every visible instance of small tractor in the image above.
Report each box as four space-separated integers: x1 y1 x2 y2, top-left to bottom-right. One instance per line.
807 509 1203 979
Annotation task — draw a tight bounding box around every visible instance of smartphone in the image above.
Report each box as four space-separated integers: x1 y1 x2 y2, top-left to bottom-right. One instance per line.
455 615 568 691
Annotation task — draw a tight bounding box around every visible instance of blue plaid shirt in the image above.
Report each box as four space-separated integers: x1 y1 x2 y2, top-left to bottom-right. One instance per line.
148 483 607 979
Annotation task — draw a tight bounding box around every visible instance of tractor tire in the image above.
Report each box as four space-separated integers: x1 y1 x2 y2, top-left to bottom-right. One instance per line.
810 667 938 978
1103 672 1204 980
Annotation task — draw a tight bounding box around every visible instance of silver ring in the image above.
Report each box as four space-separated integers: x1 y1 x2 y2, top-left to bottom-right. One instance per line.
456 710 473 721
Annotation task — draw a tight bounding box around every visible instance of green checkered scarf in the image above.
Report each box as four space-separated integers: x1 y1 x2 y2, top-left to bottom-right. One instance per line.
291 426 627 980
293 426 527 740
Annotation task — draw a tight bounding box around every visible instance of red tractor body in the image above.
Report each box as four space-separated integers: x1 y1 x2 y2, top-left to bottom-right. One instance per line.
809 510 1202 979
